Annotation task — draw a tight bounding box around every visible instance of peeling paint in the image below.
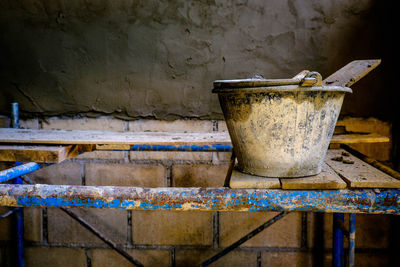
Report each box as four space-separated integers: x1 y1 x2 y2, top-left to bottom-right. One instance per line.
1 184 399 214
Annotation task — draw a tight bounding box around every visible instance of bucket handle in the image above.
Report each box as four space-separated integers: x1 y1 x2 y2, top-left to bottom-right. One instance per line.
294 70 323 87
213 70 323 89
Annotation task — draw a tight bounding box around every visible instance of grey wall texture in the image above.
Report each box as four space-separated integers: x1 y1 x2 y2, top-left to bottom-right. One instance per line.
0 0 392 120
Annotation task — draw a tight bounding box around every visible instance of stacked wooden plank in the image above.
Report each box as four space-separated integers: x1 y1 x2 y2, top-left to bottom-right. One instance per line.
230 149 400 189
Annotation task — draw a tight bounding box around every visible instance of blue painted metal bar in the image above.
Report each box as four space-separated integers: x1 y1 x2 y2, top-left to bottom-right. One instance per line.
0 207 21 219
127 144 232 152
0 162 41 183
1 185 399 214
16 197 24 267
348 213 356 267
333 213 344 267
12 103 25 267
12 102 19 129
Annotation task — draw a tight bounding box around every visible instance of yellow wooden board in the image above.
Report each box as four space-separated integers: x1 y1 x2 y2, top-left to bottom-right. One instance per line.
0 145 78 163
230 168 281 189
325 149 400 188
280 163 347 189
329 133 389 144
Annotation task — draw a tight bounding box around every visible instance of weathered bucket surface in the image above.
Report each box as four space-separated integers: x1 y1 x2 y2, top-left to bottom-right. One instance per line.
213 71 352 178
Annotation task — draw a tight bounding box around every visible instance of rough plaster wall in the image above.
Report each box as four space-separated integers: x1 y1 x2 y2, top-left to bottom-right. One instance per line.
0 0 389 120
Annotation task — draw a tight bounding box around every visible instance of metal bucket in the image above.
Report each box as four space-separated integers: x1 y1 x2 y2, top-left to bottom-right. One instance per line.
213 71 352 177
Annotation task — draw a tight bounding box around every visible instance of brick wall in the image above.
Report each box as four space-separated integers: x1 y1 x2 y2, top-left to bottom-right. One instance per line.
0 116 398 266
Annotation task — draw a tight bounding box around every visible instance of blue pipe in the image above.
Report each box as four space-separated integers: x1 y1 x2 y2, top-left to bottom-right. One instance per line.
1 186 399 214
0 162 41 183
333 213 344 267
348 213 356 267
12 102 19 129
128 144 232 152
12 103 24 267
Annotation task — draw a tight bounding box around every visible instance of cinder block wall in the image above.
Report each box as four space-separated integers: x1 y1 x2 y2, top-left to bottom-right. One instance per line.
0 117 397 266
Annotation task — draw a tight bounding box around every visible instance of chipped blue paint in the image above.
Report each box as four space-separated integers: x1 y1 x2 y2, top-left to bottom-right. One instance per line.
0 162 41 182
333 213 344 267
127 144 232 152
1 184 399 214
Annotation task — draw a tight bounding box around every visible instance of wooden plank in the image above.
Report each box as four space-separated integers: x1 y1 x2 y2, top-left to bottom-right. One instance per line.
96 133 388 150
0 128 230 145
330 133 389 144
229 168 281 189
322 59 381 87
280 163 347 189
325 149 400 188
0 129 388 149
0 145 79 163
342 145 400 180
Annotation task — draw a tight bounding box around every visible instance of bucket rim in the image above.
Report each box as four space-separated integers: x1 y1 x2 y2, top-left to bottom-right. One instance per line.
212 85 352 94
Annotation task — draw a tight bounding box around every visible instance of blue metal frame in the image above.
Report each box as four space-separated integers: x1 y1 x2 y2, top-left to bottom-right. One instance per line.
349 213 356 267
1 185 399 214
12 103 25 267
333 213 345 267
0 162 41 183
127 144 232 152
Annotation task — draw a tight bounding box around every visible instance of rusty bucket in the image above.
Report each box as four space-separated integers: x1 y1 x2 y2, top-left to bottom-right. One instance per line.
213 71 352 177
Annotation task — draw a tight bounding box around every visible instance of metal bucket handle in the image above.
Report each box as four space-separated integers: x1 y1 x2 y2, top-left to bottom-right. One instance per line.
213 70 323 89
297 71 323 87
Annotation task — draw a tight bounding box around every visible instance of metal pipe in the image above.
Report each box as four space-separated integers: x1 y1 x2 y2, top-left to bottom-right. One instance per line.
16 200 24 267
334 218 349 238
0 162 41 183
128 144 232 152
223 151 235 187
349 213 356 267
0 207 21 219
12 102 19 129
12 102 24 267
202 211 289 266
1 184 400 214
61 207 144 267
333 213 344 267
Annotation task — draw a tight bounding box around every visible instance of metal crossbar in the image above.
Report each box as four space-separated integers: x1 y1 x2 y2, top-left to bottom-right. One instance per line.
202 211 289 266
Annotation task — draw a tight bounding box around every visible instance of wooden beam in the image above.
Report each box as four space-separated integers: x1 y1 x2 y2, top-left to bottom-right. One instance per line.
0 128 230 145
325 149 400 188
323 59 381 87
280 163 347 190
0 145 79 163
330 133 389 144
0 129 389 151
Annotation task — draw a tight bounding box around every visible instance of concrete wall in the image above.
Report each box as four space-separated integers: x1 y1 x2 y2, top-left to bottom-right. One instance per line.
0 0 391 120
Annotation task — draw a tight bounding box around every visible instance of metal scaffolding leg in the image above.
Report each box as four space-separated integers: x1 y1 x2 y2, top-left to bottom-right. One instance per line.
333 213 344 267
348 214 356 267
12 103 25 267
